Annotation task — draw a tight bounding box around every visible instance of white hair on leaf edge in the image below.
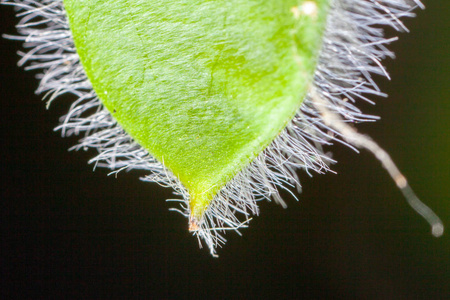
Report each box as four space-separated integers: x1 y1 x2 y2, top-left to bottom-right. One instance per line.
3 0 426 256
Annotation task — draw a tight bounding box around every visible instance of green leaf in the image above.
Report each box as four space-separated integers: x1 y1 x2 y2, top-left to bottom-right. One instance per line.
63 0 329 220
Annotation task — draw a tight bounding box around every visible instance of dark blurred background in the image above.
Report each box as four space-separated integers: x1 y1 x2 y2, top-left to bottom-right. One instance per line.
1 1 448 299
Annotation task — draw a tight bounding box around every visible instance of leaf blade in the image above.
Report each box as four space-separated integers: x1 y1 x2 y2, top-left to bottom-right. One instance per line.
64 0 329 217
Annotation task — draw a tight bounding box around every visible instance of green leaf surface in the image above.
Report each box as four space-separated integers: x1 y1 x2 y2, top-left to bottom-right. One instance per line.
63 0 329 219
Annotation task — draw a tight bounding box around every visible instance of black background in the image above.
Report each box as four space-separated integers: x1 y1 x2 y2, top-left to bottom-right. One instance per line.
1 1 449 299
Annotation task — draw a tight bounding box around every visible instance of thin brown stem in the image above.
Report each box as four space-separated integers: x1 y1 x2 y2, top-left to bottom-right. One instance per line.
310 87 443 237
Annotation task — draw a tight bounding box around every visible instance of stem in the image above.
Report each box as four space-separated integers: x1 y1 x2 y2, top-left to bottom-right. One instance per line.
310 87 444 237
